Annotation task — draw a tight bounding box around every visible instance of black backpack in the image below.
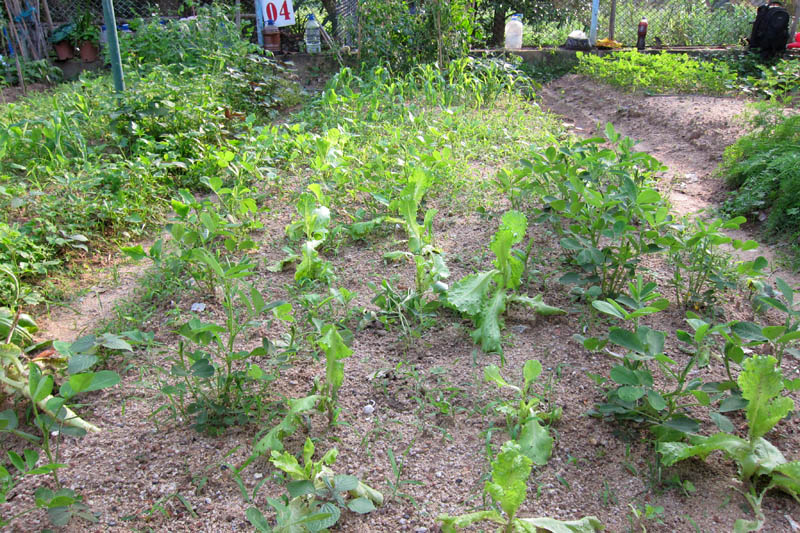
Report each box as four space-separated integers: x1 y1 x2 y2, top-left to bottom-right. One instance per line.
749 2 791 59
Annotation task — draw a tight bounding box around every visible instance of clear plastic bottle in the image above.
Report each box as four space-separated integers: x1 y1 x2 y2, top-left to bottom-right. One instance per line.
504 14 523 50
304 14 321 54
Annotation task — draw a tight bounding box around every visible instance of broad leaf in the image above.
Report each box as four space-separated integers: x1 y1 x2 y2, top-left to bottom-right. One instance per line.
657 433 748 467
446 270 497 316
517 419 553 466
739 356 794 440
471 290 506 353
517 515 605 532
484 441 532 519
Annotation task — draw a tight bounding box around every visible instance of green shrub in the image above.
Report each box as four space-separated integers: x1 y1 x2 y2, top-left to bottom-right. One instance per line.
720 106 800 239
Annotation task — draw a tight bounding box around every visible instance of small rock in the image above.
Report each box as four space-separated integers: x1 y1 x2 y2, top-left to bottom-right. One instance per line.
362 404 375 415
415 528 429 533
254 473 263 480
435 471 443 478
510 324 528 334
191 302 206 312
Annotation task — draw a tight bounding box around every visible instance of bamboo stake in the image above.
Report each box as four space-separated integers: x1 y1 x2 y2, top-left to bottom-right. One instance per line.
3 0 26 93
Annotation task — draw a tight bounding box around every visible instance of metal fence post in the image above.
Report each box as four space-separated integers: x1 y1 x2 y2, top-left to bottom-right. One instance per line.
102 0 125 93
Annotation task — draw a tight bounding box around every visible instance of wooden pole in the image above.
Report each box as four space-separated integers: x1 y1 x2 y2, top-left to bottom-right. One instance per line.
791 0 800 42
40 0 54 33
3 0 26 93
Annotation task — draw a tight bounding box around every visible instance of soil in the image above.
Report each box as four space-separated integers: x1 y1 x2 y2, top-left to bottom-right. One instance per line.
3 75 800 533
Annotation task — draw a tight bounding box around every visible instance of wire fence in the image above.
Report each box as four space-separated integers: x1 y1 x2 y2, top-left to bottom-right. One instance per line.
35 0 774 47
582 0 758 46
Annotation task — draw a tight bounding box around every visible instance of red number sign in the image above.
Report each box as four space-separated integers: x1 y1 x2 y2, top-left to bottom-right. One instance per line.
263 0 295 27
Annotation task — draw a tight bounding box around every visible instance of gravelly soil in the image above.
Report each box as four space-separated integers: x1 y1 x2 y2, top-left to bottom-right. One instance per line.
3 75 800 533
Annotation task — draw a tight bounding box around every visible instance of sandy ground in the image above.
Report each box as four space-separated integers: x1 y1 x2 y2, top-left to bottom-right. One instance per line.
3 75 800 533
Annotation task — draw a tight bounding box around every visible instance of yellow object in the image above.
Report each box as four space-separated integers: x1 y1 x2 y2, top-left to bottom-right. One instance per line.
596 38 623 48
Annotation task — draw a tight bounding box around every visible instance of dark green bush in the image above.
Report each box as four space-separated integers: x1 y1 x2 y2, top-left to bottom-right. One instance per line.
720 106 800 239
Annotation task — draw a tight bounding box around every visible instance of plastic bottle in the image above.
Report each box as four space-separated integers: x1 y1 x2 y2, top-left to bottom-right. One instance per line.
304 14 321 54
263 19 281 53
636 17 648 50
504 14 523 50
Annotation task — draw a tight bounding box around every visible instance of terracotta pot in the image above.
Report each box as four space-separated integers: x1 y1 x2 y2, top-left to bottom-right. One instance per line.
54 40 74 61
79 41 99 62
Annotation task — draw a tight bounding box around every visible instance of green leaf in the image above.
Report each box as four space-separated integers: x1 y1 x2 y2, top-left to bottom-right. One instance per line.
739 356 794 440
523 360 542 386
318 325 352 394
508 294 566 316
771 461 800 498
67 374 94 395
332 474 359 492
246 507 273 532
517 515 605 532
96 333 133 352
710 412 735 433
438 510 504 532
446 270 497 316
67 354 98 374
608 328 646 353
471 289 506 353
270 451 306 480
609 365 639 386
484 441 532 519
305 502 340 531
120 245 146 261
646 389 667 411
657 433 748 467
592 300 625 319
484 365 513 390
731 322 767 342
617 386 645 402
517 419 553 466
347 497 376 514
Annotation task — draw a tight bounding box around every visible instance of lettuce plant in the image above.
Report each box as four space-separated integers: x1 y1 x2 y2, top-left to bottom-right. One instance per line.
658 355 800 531
438 441 603 533
446 210 564 354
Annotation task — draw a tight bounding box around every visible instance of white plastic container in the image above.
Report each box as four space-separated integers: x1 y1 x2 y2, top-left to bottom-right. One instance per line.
305 14 321 54
505 14 523 50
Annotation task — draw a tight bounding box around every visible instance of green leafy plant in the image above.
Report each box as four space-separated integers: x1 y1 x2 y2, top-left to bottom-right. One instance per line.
157 253 291 434
374 169 449 338
658 355 800 531
446 210 565 354
438 441 603 532
484 359 557 464
247 438 382 532
313 325 352 425
272 185 334 284
576 51 736 94
665 215 763 309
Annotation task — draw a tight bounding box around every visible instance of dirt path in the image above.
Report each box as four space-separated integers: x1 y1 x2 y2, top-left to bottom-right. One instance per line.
539 74 800 287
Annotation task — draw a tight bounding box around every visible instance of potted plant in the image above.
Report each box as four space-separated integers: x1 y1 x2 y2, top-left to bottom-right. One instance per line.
49 23 75 61
74 11 100 62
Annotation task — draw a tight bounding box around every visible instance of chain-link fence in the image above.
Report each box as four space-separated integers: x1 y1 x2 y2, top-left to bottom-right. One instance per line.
578 0 758 46
41 0 775 47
